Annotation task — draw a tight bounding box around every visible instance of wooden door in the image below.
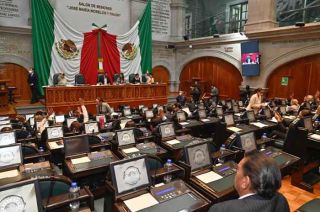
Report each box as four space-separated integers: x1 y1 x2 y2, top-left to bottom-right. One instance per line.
179 57 243 99
152 66 170 84
0 63 31 102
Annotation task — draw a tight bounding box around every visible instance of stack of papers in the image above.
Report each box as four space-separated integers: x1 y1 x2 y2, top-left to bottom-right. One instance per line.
196 171 223 184
71 156 91 165
124 193 159 212
179 122 189 126
227 126 242 132
250 122 268 128
123 147 139 154
269 117 278 123
309 134 320 141
166 139 180 145
201 118 210 122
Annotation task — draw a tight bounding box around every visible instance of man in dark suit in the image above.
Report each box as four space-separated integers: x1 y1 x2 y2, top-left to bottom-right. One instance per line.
28 68 38 103
208 151 289 212
176 91 186 106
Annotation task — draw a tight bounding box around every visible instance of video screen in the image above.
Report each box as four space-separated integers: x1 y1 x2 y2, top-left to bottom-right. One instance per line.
0 144 22 168
110 157 150 195
233 105 240 113
280 106 286 114
241 40 260 76
198 110 207 119
47 126 63 140
0 116 9 121
247 111 255 122
0 120 10 125
226 101 232 109
224 114 235 126
95 115 106 123
0 132 16 146
29 117 35 126
216 107 223 116
240 132 257 153
304 117 313 132
139 105 144 110
0 179 43 212
145 110 154 119
55 115 65 123
64 135 89 157
0 124 12 131
159 123 175 138
66 117 78 128
141 107 148 114
123 108 131 116
264 108 272 119
185 143 211 171
238 101 243 107
25 114 34 121
177 112 186 122
116 128 135 146
84 122 99 134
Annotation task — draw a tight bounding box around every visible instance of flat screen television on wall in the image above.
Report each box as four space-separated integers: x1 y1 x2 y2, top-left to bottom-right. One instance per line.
241 40 260 76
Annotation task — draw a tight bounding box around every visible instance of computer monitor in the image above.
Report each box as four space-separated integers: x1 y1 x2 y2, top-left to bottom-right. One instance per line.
304 117 313 132
239 132 257 153
0 119 10 125
198 104 205 110
141 107 148 114
177 111 186 122
123 108 131 116
221 100 226 106
47 126 63 140
264 108 272 119
139 105 144 110
216 107 223 116
233 105 239 113
95 115 106 123
247 110 255 122
116 128 136 146
0 116 9 121
198 109 207 119
110 155 151 195
55 115 65 123
157 106 164 112
0 179 43 212
35 121 49 132
84 122 99 134
226 101 232 109
0 124 12 131
224 114 235 126
0 131 16 146
64 135 90 157
67 117 78 128
184 142 211 171
159 123 175 139
25 114 34 121
280 106 286 114
29 117 35 126
238 101 243 107
0 144 22 169
153 104 158 109
145 110 154 119
211 102 217 108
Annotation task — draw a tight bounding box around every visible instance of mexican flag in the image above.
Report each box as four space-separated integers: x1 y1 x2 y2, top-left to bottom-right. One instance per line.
32 0 152 95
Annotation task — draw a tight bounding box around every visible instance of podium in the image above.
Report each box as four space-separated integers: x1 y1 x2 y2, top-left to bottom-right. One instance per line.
0 80 9 107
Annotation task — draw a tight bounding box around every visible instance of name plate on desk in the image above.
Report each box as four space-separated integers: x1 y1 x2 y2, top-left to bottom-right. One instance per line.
71 156 91 165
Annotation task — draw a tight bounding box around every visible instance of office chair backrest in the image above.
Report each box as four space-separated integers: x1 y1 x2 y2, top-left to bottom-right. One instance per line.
142 75 147 83
212 122 228 150
283 127 308 160
97 74 104 84
129 74 136 83
53 73 60 85
145 155 163 171
39 176 71 199
113 74 120 83
75 74 85 85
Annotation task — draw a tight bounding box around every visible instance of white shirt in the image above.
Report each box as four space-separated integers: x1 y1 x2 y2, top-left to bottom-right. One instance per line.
238 193 256 199
246 93 262 110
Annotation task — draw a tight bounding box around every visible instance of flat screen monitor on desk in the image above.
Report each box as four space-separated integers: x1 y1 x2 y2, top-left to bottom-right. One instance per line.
0 120 10 125
145 110 154 119
55 115 65 123
177 112 186 122
198 110 206 119
247 110 255 122
264 108 272 119
239 132 257 153
47 126 63 140
224 114 235 127
25 114 34 121
84 122 99 134
0 131 16 146
64 134 90 157
0 179 43 212
238 101 243 107
159 123 175 139
67 117 78 128
304 117 313 132
123 108 131 116
216 107 223 116
116 128 136 146
110 155 151 195
0 144 22 169
0 124 12 131
280 106 286 115
233 105 239 113
184 142 211 171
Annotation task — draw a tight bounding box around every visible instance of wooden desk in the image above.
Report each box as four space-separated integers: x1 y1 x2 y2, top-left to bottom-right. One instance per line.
45 84 167 113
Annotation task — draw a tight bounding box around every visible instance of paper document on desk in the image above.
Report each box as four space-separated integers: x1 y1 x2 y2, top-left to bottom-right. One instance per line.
166 139 180 145
251 122 268 128
123 147 139 154
48 141 64 149
309 134 320 141
269 117 278 123
124 193 159 212
0 169 19 179
179 122 189 126
71 156 91 165
201 119 210 122
283 115 296 120
196 171 223 184
234 113 242 117
227 126 242 132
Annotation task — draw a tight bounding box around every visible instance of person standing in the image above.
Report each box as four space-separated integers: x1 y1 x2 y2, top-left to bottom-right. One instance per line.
211 85 219 103
246 88 263 111
28 68 38 103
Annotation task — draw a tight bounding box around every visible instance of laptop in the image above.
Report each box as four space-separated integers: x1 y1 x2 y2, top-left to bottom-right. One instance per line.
0 131 16 146
0 144 22 176
224 114 242 133
47 126 64 150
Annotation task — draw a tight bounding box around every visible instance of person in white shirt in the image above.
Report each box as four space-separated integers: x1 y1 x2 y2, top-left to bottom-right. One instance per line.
246 88 263 111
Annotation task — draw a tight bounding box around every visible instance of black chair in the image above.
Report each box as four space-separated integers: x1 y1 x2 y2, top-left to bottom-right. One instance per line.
39 176 71 199
283 127 308 160
142 75 147 83
53 73 60 85
146 155 163 171
75 74 85 85
296 198 320 212
128 74 136 83
212 122 227 151
113 74 120 83
97 74 105 84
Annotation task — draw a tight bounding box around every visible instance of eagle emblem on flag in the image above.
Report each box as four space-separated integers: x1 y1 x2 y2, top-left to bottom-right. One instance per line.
55 39 79 60
121 43 137 60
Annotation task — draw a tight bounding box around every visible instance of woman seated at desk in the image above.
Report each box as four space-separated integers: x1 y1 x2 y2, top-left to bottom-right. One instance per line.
57 73 67 86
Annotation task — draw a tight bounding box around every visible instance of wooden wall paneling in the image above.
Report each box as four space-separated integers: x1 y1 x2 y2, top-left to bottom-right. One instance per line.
152 66 170 84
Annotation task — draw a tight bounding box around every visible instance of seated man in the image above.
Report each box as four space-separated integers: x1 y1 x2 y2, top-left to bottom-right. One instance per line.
133 73 141 84
209 151 289 212
57 73 67 86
